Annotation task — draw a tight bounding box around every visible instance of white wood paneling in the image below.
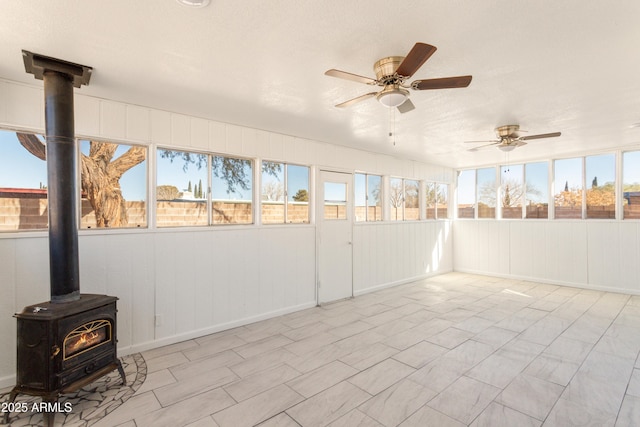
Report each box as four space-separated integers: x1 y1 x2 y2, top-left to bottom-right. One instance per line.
254 129 271 159
353 221 453 295
151 109 172 145
0 239 16 383
75 95 101 137
454 219 640 295
209 121 227 153
587 221 621 289
14 237 49 308
99 100 126 139
190 117 209 150
0 81 7 124
619 222 640 292
170 113 190 147
126 105 151 143
268 132 285 160
241 127 258 157
5 83 42 130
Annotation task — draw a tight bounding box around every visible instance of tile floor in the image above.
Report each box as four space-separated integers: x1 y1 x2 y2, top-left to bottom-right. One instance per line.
97 273 640 426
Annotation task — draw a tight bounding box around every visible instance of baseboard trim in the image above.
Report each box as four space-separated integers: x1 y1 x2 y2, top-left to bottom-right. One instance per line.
453 268 640 296
118 300 317 357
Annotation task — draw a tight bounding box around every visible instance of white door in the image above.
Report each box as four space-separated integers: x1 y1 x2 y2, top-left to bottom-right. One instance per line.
317 170 353 304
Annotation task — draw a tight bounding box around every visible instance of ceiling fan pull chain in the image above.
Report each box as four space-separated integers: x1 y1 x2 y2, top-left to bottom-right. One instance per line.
389 108 396 146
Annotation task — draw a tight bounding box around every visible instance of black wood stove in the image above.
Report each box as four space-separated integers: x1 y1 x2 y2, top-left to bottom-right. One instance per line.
3 52 125 427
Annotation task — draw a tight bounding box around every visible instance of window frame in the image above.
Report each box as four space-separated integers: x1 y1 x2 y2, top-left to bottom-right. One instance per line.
155 146 210 228
355 172 383 222
79 137 149 230
260 160 310 225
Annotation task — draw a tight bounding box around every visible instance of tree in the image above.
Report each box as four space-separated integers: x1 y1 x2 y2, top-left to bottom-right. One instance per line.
555 187 582 207
404 182 419 208
187 181 192 193
157 185 180 201
18 133 145 227
389 180 404 220
262 181 284 201
292 189 308 202
500 178 528 207
503 184 511 207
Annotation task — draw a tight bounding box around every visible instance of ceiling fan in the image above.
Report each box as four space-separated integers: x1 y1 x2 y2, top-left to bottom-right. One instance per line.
325 42 472 113
466 125 561 152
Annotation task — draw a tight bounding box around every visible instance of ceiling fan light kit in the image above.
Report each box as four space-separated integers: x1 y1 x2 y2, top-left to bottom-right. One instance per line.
376 85 409 108
175 0 210 7
325 42 472 113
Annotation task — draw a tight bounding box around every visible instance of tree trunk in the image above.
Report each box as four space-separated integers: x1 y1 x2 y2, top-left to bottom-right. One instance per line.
80 142 146 227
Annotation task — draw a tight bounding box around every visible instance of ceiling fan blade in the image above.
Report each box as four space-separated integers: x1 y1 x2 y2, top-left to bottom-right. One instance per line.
335 92 378 108
395 43 437 78
397 98 415 114
412 75 473 90
519 131 561 141
464 139 499 143
325 69 377 85
468 142 500 152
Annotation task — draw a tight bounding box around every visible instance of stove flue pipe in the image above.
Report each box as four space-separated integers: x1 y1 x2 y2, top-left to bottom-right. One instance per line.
23 51 92 303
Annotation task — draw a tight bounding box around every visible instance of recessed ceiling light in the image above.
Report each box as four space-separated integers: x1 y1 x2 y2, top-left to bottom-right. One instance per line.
176 0 210 7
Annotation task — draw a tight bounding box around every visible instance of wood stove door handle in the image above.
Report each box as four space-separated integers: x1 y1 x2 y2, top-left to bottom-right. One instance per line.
51 345 60 359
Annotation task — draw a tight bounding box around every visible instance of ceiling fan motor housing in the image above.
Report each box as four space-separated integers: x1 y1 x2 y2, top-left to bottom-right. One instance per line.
374 56 405 81
496 124 520 138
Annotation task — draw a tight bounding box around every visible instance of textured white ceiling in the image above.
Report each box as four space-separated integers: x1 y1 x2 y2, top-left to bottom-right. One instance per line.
2 1 640 168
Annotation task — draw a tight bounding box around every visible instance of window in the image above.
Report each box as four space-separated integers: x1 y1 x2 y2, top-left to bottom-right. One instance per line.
389 178 419 221
436 183 449 219
212 155 253 224
426 182 449 219
404 180 420 220
156 149 208 227
623 151 640 219
477 167 496 218
501 164 524 219
426 182 437 219
457 170 475 218
261 161 309 224
585 154 615 219
389 177 404 221
525 162 549 219
355 173 382 222
554 157 583 219
286 164 310 223
0 129 48 231
80 139 147 228
323 182 347 220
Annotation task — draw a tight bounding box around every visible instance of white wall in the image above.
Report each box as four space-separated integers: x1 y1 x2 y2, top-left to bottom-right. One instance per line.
0 79 454 387
453 219 640 294
354 220 452 294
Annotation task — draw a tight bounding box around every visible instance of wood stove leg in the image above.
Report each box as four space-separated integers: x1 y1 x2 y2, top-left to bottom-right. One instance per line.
2 389 18 424
116 359 127 386
42 396 57 427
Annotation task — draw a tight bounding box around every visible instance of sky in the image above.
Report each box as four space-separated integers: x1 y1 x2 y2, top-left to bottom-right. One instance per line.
0 131 48 189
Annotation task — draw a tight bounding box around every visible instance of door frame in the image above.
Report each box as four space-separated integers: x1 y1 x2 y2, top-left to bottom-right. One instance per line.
315 168 354 305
